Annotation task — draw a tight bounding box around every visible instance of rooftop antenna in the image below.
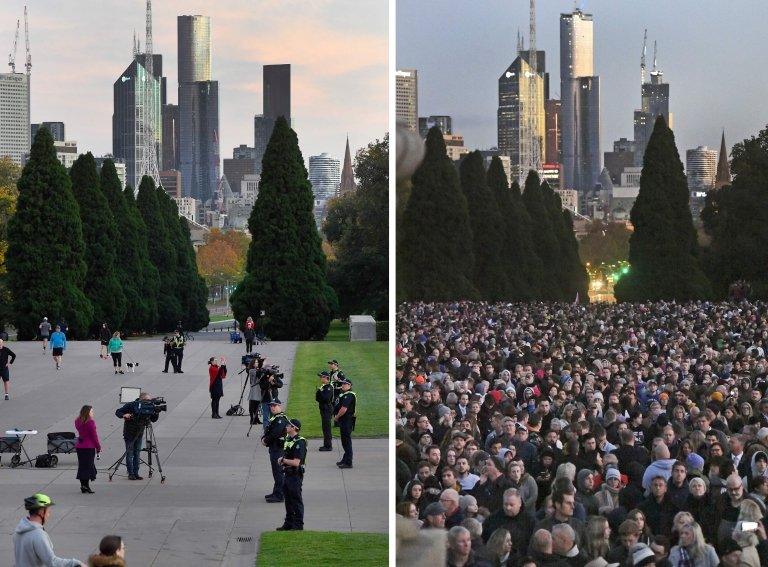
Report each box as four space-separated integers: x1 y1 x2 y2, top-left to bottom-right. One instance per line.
23 6 30 76
525 0 541 179
640 29 647 85
516 28 523 54
136 0 160 185
8 19 19 73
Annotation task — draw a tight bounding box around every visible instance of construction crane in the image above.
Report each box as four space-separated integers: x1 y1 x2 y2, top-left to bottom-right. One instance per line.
8 19 19 73
640 29 647 85
24 6 30 76
652 40 657 73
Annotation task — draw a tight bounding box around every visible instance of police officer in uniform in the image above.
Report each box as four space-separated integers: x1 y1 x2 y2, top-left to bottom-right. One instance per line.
171 329 186 373
328 359 346 403
277 418 307 531
316 371 334 451
261 399 289 503
333 378 356 469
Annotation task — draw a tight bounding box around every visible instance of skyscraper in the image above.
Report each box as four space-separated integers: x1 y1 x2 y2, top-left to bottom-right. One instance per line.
633 68 671 167
178 15 220 203
715 131 731 189
686 146 717 192
339 136 357 196
0 72 30 165
419 115 452 138
498 51 547 183
112 54 164 190
161 103 179 170
254 64 291 175
560 9 601 195
544 99 561 166
31 121 65 142
396 69 418 131
308 153 340 200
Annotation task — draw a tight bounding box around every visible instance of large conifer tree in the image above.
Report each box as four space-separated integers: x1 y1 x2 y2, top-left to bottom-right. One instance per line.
6 128 93 338
70 153 126 334
522 171 561 300
230 116 336 340
460 151 508 300
136 176 182 330
397 127 477 301
615 116 712 301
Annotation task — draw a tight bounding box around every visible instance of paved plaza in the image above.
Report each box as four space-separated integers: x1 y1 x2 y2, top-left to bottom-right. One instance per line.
0 338 387 565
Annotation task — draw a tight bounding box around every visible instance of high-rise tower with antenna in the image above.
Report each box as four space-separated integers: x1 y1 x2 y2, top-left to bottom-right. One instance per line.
0 6 30 165
136 0 161 185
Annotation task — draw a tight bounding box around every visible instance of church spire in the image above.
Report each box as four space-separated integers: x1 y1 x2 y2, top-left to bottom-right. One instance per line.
339 135 357 195
715 130 731 190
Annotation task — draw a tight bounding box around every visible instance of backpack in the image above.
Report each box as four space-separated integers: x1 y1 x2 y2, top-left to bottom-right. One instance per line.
35 454 55 468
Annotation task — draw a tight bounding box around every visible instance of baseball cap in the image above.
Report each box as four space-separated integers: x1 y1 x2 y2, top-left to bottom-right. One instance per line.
423 502 446 516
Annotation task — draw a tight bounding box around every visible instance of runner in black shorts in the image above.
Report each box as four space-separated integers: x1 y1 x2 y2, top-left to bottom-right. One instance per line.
0 338 17 400
39 317 51 353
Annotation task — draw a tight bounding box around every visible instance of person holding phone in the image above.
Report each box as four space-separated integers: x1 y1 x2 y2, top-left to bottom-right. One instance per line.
208 356 227 419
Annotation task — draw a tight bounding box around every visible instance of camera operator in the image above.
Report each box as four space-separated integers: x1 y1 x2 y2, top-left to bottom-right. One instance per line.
316 371 334 451
262 399 289 503
248 357 264 425
259 363 284 429
115 392 159 480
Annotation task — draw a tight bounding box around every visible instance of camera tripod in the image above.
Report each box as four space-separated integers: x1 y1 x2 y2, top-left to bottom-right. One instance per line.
107 422 166 483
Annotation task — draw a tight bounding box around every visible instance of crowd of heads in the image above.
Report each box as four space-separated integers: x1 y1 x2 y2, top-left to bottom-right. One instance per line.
396 301 768 566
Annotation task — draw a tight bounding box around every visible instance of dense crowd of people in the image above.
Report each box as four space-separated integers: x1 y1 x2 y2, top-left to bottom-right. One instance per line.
396 301 768 567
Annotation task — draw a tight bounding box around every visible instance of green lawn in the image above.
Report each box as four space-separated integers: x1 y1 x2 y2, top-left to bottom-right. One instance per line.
286 341 388 438
208 314 234 323
256 532 387 567
324 319 349 341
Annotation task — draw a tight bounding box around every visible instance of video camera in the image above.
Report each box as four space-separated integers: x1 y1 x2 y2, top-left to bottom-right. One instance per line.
242 353 265 368
264 364 284 382
132 397 167 417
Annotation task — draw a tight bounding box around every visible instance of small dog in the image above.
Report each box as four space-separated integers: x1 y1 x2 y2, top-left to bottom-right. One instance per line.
126 362 140 373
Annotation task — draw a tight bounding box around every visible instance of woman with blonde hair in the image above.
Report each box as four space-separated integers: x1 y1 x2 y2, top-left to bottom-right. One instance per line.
485 527 512 567
584 515 610 560
731 499 762 567
668 522 719 567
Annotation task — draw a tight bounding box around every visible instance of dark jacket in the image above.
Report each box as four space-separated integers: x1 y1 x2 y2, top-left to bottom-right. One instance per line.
682 492 717 542
638 493 678 537
473 475 513 514
259 372 283 403
0 345 16 368
316 383 333 408
115 400 159 440
262 412 289 449
98 326 111 342
481 505 535 563
613 443 650 473
88 554 126 567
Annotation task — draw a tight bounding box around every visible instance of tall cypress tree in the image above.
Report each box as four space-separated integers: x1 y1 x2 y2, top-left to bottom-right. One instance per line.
615 116 712 301
70 153 126 334
459 151 508 300
397 127 477 301
522 171 561 300
136 176 182 330
120 184 159 332
230 116 336 340
6 128 93 339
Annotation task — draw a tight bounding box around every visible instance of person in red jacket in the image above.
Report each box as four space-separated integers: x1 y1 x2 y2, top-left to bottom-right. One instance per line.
75 405 101 493
208 357 227 419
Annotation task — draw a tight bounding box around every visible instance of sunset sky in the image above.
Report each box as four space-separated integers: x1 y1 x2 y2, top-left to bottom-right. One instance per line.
0 0 388 164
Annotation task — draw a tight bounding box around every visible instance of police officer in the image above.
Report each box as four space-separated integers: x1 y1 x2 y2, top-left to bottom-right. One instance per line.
333 378 356 469
261 399 289 503
328 359 346 403
316 371 334 451
171 329 186 373
277 418 307 531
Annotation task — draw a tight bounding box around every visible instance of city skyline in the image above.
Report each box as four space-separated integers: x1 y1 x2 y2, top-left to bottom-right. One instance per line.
397 0 768 161
0 0 387 166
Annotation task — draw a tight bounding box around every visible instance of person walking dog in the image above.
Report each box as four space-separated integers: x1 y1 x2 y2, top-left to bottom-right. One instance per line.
107 332 124 375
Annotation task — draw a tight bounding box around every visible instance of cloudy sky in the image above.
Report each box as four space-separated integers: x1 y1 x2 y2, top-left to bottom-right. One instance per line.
397 0 768 160
0 0 387 165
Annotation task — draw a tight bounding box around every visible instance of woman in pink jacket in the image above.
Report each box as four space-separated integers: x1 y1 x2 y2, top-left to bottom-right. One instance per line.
75 404 101 493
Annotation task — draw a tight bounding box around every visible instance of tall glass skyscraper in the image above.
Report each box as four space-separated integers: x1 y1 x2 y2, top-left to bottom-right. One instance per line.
633 70 671 167
178 15 220 203
254 64 291 175
560 9 601 196
309 153 340 200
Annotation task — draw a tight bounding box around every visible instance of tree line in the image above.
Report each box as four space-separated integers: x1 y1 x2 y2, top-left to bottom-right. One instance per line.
4 127 208 339
397 127 588 303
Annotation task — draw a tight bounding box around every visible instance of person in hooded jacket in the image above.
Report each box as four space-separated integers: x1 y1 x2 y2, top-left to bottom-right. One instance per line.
14 493 84 567
575 469 600 516
595 467 623 515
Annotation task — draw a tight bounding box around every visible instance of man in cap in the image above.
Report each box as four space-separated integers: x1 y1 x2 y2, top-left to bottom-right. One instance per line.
421 501 447 529
334 377 356 469
277 418 307 531
14 493 84 566
328 359 346 402
261 399 289 503
315 371 334 451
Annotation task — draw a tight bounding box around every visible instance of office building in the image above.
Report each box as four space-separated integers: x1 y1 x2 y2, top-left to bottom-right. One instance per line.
715 131 731 189
161 103 179 170
54 140 78 169
555 188 579 214
544 99 561 165
253 64 291 175
223 154 257 196
0 72 30 165
94 155 127 189
178 15 220 203
479 152 512 185
174 196 197 223
339 137 357 196
686 146 717 192
419 115 452 138
560 9 601 194
498 51 548 183
160 169 182 198
444 134 469 162
233 144 255 160
395 69 418 131
633 68 671 167
604 138 636 184
241 173 259 203
112 54 164 190
31 121 65 142
309 153 340 200
542 163 562 191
